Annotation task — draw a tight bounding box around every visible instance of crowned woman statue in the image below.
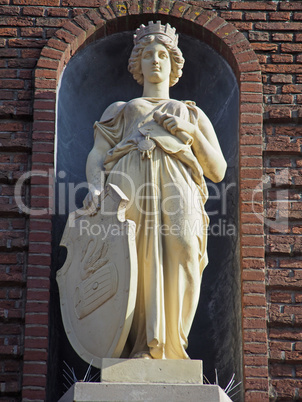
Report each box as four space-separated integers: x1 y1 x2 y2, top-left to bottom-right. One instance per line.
82 21 227 360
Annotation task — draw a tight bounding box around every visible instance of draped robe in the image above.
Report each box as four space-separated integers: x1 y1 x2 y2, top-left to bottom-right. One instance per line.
93 97 209 359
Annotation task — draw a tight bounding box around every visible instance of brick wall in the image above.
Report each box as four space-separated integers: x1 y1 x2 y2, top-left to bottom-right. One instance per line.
0 1 301 401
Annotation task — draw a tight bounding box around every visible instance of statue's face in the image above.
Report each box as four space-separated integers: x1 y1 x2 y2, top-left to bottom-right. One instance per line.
141 41 171 84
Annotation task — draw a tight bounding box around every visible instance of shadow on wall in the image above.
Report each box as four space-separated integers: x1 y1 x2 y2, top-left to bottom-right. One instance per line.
48 31 241 401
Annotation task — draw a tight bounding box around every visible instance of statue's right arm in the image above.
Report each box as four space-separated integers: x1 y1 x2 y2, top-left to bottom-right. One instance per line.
83 134 111 213
83 101 125 213
86 133 112 194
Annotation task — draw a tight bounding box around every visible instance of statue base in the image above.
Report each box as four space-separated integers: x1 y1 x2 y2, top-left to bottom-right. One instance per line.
58 359 231 402
59 382 231 401
101 358 203 384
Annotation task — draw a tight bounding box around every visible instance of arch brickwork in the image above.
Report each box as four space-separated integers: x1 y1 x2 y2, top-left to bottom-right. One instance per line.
23 1 266 400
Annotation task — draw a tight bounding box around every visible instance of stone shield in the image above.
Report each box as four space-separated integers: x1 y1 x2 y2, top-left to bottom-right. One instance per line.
56 184 137 368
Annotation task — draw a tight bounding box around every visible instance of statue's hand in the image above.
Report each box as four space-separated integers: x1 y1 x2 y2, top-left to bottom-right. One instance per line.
153 111 196 136
82 189 103 216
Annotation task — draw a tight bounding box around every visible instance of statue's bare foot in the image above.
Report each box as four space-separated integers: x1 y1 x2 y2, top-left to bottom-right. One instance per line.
132 351 153 359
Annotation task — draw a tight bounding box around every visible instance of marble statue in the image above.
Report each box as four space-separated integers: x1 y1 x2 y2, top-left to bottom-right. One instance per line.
57 21 227 365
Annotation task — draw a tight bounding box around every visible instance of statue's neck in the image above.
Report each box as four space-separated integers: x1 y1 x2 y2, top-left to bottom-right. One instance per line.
142 81 170 99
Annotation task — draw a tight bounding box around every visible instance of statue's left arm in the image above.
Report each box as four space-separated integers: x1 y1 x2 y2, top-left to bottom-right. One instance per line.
154 109 227 183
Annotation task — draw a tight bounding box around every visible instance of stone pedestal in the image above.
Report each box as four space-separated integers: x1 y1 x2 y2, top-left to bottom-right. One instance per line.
58 359 232 402
101 358 203 384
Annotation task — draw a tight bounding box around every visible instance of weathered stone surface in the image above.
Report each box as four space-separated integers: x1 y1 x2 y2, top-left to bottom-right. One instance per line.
59 382 231 402
101 358 203 384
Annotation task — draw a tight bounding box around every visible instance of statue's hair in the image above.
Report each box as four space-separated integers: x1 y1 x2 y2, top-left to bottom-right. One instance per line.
128 34 184 87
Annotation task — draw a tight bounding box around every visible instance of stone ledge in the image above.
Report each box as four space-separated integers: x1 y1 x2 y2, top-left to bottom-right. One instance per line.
59 383 232 402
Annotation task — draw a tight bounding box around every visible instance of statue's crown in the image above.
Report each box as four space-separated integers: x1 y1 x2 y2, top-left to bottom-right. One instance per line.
134 21 178 46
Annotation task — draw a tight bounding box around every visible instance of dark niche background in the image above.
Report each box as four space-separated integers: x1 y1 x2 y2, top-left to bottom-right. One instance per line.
48 31 241 401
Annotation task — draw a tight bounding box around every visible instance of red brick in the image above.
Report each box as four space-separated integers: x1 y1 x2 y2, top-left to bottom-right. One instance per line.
20 27 44 37
271 54 293 64
23 337 48 349
126 0 142 16
25 313 48 325
242 224 264 236
245 355 268 366
22 6 44 16
257 54 268 64
0 27 17 36
243 308 266 319
23 362 47 375
270 328 302 341
22 374 46 387
242 258 265 270
27 254 51 266
261 64 302 74
268 269 302 289
36 17 64 27
280 3 302 11
272 94 294 104
249 31 269 41
255 22 302 31
22 389 46 400
245 366 268 377
269 12 291 21
55 28 76 45
245 391 268 401
171 1 190 18
232 21 253 31
272 33 294 42
0 48 18 58
99 3 117 20
242 272 266 289
270 363 294 377
35 69 57 80
8 38 46 48
48 7 69 17
0 16 34 26
266 106 292 121
241 93 263 103
15 0 58 4
243 294 267 307
109 1 129 17
275 126 302 136
184 5 212 23
23 348 48 362
270 291 293 303
282 85 302 94
62 0 101 5
281 43 302 53
24 302 48 313
40 46 62 60
0 379 20 393
74 14 96 33
252 43 278 52
0 69 17 79
231 2 277 11
245 12 266 21
220 11 242 21
85 9 105 28
27 266 51 278
0 345 20 356
271 379 302 399
241 113 262 124
244 342 268 355
0 5 20 15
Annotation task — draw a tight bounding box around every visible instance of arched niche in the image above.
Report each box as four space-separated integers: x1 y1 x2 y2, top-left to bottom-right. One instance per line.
49 29 241 400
